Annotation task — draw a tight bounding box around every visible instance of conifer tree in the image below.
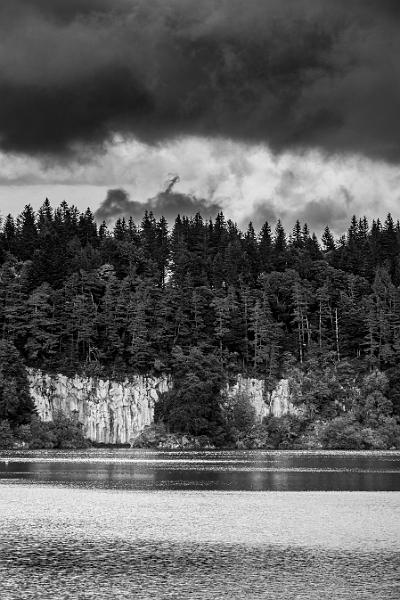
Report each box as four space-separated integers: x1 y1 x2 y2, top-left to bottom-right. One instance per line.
321 225 335 252
16 205 38 260
0 340 35 427
259 221 272 272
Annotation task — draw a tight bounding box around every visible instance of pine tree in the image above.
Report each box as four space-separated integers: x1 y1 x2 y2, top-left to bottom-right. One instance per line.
16 205 38 260
259 221 272 272
37 198 53 234
273 220 287 270
78 208 98 247
0 340 36 427
211 291 231 361
3 215 17 254
0 259 30 350
155 216 170 287
242 222 260 285
292 220 303 249
321 225 335 252
291 278 311 363
250 290 282 389
24 283 58 365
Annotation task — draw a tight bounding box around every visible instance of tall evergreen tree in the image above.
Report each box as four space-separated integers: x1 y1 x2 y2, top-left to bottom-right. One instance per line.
0 340 35 427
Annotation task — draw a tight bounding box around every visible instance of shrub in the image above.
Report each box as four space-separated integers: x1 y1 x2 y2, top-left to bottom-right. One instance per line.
50 411 90 449
235 423 273 449
320 414 364 449
263 415 307 449
373 416 400 449
18 412 90 449
28 415 57 449
223 391 257 443
0 420 15 449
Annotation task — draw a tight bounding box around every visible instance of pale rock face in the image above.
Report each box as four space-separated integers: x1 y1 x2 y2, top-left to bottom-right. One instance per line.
28 369 293 444
226 376 293 422
270 380 292 418
28 369 170 444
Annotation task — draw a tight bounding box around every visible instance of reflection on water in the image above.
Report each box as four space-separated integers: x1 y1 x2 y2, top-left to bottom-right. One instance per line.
1 449 400 490
1 452 400 598
0 486 399 600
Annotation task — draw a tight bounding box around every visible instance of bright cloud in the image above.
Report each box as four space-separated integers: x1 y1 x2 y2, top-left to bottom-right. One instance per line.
1 137 399 235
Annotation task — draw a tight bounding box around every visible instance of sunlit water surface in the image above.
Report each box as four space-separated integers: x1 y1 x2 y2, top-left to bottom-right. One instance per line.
1 450 399 599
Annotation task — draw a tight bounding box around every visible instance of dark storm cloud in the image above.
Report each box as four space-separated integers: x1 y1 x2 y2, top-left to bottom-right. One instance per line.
1 0 400 160
95 188 222 223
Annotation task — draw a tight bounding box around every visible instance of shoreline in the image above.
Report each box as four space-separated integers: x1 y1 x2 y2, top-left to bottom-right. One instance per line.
2 447 400 456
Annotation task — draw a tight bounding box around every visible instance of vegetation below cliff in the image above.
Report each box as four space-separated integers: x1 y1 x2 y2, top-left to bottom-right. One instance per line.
1 201 400 449
0 413 90 450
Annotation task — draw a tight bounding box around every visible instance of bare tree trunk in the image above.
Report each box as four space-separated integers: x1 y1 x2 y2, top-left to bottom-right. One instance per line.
298 322 303 364
335 308 340 361
319 300 322 348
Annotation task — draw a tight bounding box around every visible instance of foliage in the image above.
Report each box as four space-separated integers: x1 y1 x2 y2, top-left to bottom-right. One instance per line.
320 414 365 450
289 354 361 418
130 423 215 449
3 200 400 444
233 423 272 449
27 415 57 448
223 391 257 441
0 340 36 427
155 346 226 443
230 414 310 450
262 415 308 449
0 420 15 449
2 412 90 449
319 414 400 450
47 411 90 449
355 369 393 425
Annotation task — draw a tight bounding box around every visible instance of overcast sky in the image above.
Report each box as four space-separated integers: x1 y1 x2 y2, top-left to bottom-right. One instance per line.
1 0 399 233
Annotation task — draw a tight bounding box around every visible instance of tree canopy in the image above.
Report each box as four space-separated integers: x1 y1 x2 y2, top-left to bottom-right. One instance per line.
1 200 400 446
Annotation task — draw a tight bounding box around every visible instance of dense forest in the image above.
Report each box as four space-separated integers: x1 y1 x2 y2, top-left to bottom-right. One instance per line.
1 198 400 449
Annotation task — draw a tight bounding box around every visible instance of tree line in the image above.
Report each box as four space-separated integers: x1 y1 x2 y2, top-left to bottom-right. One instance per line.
0 199 400 448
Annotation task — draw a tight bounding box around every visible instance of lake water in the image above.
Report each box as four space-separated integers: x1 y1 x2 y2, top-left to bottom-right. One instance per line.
1 450 399 599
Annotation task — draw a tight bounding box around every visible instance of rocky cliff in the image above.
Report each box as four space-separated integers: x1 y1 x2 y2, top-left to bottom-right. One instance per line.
28 369 169 444
228 376 292 421
28 369 293 444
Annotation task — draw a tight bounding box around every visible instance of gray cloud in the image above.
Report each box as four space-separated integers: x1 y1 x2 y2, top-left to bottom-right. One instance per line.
95 187 223 223
296 197 350 233
0 1 399 161
248 185 355 234
247 199 279 230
